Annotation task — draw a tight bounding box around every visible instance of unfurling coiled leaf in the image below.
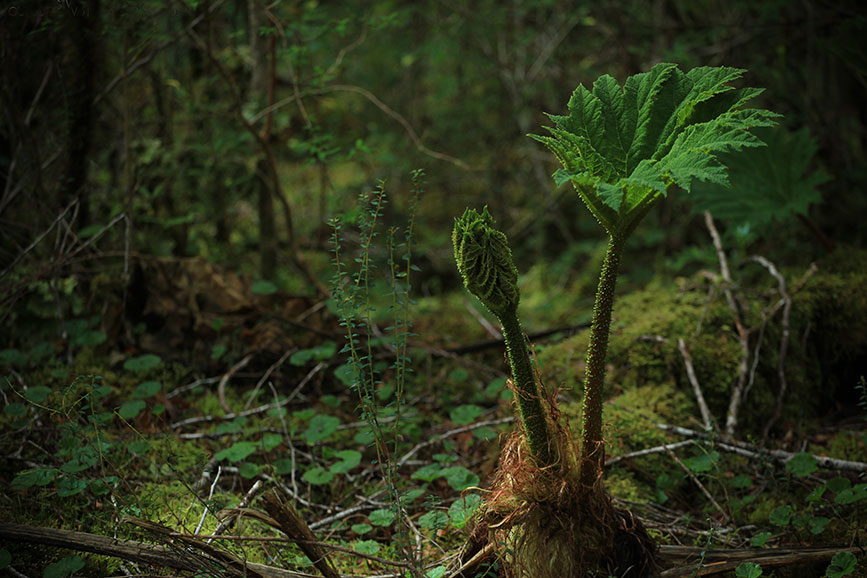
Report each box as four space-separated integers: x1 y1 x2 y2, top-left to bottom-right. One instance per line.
453 207 519 319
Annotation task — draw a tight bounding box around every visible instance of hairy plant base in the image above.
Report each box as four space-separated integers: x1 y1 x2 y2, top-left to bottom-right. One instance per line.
459 435 658 578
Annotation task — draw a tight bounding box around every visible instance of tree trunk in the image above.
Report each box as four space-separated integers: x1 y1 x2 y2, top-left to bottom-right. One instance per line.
248 0 276 280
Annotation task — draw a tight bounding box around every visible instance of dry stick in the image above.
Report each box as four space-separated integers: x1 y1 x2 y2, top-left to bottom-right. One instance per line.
172 531 415 568
66 212 127 259
463 300 502 339
195 465 222 535
0 523 303 578
678 338 714 432
0 64 54 215
268 380 299 498
447 541 496 578
663 445 729 522
749 256 793 443
604 440 694 466
217 353 254 414
171 363 324 429
243 348 296 411
261 490 341 578
93 1 226 107
208 481 264 543
167 376 222 399
182 529 454 577
704 212 751 440
0 200 77 282
316 85 469 169
658 545 861 577
657 423 867 473
397 417 515 467
124 517 274 578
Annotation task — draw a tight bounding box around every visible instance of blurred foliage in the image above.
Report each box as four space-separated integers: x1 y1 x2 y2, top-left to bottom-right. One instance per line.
2 0 866 293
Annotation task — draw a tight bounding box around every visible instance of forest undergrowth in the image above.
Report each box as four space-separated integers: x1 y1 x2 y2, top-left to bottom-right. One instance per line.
1 177 866 578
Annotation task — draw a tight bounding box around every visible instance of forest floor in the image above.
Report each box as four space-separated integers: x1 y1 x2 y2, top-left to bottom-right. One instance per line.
1 251 866 578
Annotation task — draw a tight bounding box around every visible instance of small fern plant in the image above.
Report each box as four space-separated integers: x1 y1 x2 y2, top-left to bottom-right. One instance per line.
453 64 778 577
532 63 779 488
456 63 779 481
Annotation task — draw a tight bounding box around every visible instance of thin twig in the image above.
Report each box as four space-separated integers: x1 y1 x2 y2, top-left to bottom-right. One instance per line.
657 423 867 473
217 354 255 414
209 479 264 543
195 466 221 535
678 338 715 431
324 18 368 78
748 256 792 443
605 440 695 466
316 84 470 169
704 211 751 440
93 1 227 106
663 445 729 522
1 63 53 214
170 363 323 429
0 200 77 282
463 301 502 340
397 417 515 467
243 349 295 411
167 376 222 399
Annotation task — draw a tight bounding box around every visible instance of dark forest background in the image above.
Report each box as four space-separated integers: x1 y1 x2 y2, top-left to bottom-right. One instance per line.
2 1 867 576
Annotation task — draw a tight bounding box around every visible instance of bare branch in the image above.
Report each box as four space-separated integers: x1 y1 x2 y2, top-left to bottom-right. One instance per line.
677 338 715 432
657 423 867 473
704 211 751 440
318 84 470 169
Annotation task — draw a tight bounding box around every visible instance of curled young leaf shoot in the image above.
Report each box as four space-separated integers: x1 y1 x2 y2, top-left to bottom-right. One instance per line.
453 208 553 467
532 63 779 488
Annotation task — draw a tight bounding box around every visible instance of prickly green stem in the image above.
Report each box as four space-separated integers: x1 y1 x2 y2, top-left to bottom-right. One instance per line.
580 234 624 489
498 314 553 468
453 208 554 468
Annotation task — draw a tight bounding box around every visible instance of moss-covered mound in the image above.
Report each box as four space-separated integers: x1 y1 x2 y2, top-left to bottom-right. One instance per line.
538 248 867 442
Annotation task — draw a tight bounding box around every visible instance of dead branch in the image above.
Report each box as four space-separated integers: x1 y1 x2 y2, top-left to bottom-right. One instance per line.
316 84 470 169
747 255 792 443
678 338 714 431
261 489 341 578
171 363 323 430
0 522 304 578
604 440 694 466
704 212 751 440
663 444 729 522
217 353 254 414
658 544 862 576
657 423 867 473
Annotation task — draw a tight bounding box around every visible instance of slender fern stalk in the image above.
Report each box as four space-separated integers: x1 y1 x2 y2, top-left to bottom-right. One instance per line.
453 207 555 468
498 313 553 467
532 62 779 487
579 234 623 488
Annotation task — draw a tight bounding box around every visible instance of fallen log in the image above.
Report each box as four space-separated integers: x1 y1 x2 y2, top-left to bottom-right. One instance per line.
0 523 306 578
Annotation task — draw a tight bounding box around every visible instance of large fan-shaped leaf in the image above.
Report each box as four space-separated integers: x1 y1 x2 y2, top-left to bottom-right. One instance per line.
689 126 828 229
533 63 780 238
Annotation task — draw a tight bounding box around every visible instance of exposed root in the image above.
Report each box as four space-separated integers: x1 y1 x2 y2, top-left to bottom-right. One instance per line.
457 431 658 578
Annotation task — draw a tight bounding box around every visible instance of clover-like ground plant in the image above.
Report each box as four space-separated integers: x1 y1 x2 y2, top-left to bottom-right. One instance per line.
454 63 778 578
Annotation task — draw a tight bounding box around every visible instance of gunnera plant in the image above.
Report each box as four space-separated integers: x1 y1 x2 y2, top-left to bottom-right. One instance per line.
454 63 779 577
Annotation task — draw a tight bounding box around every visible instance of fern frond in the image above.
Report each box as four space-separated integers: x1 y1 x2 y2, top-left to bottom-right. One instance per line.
689 126 829 228
533 62 781 237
